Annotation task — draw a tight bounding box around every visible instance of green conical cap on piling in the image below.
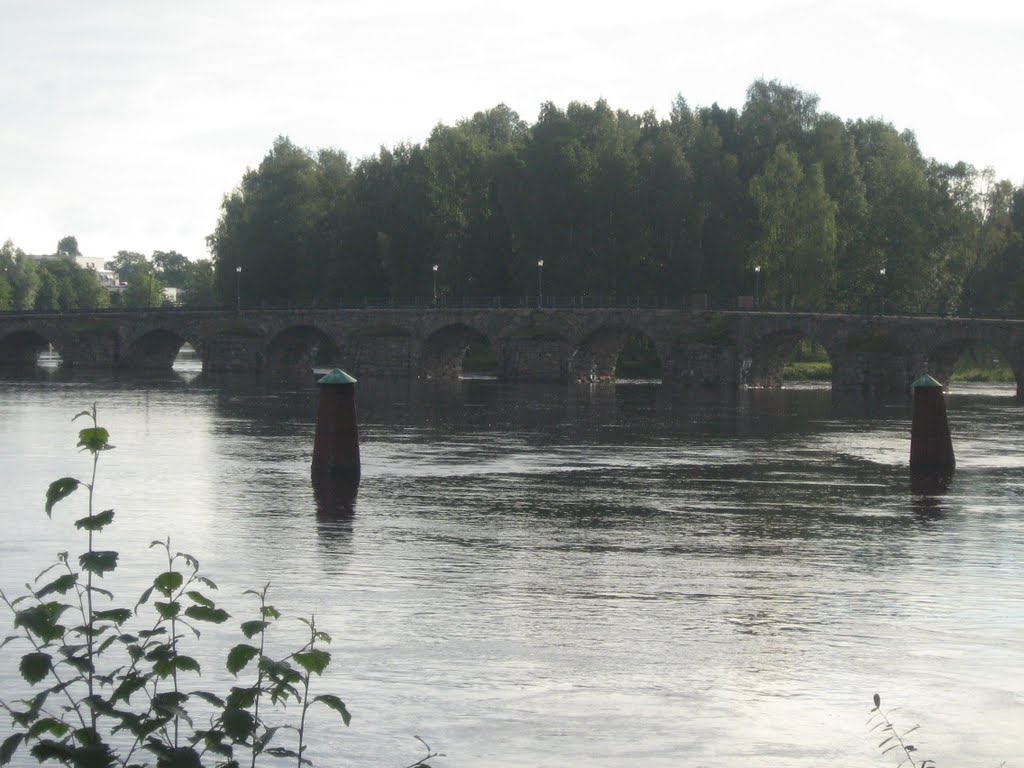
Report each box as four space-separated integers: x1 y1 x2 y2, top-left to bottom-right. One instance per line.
318 368 357 385
912 373 943 389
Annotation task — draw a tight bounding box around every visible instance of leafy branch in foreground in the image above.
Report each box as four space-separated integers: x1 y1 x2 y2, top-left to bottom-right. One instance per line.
1 404 441 768
868 693 934 768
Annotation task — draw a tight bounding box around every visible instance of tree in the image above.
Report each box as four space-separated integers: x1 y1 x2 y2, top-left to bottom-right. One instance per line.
31 258 109 310
750 145 837 310
57 235 80 257
0 257 13 309
0 240 24 309
106 251 151 286
739 79 820 178
208 136 324 306
121 271 166 307
9 251 41 309
850 120 945 314
152 250 191 287
182 259 217 307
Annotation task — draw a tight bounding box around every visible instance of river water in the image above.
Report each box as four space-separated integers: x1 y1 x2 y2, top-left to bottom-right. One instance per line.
1 363 1022 767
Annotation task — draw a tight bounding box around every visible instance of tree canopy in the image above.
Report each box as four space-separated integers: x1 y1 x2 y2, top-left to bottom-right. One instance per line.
206 82 1024 315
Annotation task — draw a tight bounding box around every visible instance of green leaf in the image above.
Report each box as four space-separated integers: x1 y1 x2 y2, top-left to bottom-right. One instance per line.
1 635 18 649
259 657 299 682
62 654 95 675
225 686 258 709
194 576 218 591
19 652 52 684
221 708 254 741
136 585 154 610
112 673 150 703
13 603 68 643
174 655 201 675
34 573 78 599
77 426 111 453
261 605 281 620
75 509 115 532
293 649 331 676
188 690 225 708
264 747 300 760
93 608 132 625
151 692 192 724
185 591 215 608
155 601 181 620
154 571 184 597
313 694 351 726
45 478 80 518
27 718 72 739
254 726 281 753
28 741 74 764
159 746 203 768
20 690 50 725
1 733 24 766
79 551 118 577
240 620 268 639
183 605 229 624
226 644 259 676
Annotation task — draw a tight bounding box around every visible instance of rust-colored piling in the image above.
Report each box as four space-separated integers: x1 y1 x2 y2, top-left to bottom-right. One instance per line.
311 368 360 481
910 373 954 492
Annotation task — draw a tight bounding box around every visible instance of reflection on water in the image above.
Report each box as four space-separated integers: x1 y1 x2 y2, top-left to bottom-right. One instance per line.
0 372 1022 768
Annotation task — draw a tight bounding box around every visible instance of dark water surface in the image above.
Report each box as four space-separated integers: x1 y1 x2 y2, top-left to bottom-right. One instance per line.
1 367 1022 767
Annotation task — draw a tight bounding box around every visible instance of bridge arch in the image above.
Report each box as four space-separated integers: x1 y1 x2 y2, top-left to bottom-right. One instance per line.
265 324 345 379
830 332 915 395
0 329 60 368
571 325 667 383
119 328 201 371
420 323 495 379
919 334 1021 393
742 328 835 389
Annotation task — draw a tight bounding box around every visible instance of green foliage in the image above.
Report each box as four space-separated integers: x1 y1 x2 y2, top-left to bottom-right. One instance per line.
0 406 444 768
121 271 167 308
23 255 110 312
203 81 1023 317
750 145 837 310
782 361 832 381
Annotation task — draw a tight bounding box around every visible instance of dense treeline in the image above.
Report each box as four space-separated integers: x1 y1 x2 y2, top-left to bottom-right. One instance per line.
0 239 109 311
208 80 1024 316
105 249 217 307
0 239 217 310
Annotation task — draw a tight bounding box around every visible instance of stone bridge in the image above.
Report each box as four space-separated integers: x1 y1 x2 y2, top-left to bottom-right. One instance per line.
1 308 1022 398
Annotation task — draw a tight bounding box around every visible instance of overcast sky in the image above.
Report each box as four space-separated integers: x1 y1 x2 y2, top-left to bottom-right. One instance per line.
1 0 1021 262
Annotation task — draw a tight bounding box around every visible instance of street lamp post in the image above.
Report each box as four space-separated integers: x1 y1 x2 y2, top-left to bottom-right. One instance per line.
879 267 886 315
537 259 544 308
754 265 761 309
432 264 438 305
235 266 242 312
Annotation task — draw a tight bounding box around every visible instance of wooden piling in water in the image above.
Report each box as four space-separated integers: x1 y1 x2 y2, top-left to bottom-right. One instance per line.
910 373 954 492
311 368 361 481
